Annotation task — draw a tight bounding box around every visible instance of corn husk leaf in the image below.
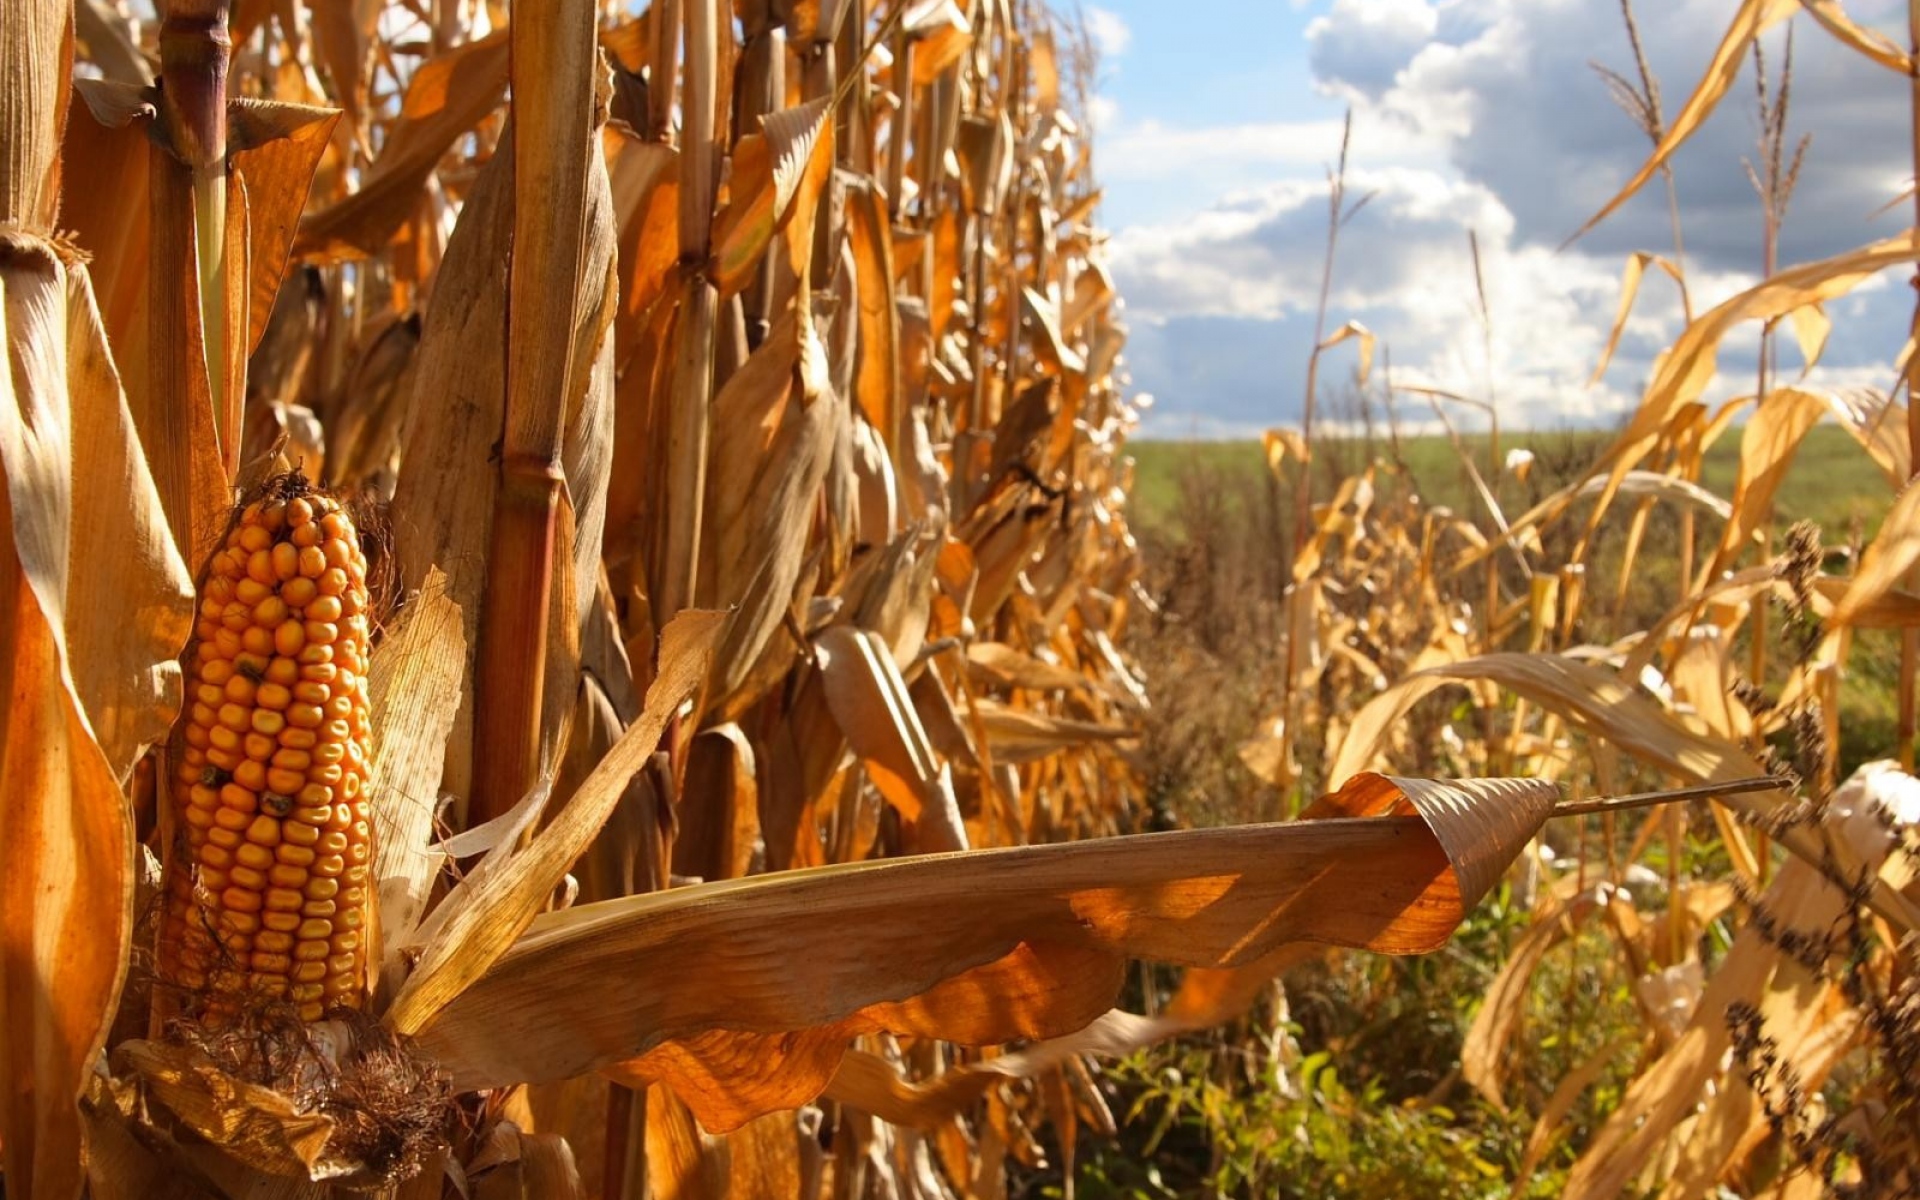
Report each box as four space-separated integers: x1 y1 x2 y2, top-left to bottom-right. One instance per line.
2 235 193 1200
113 1041 342 1182
816 624 968 850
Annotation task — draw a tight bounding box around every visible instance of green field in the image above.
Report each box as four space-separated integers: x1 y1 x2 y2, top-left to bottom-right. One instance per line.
1124 422 1906 773
1125 424 1893 542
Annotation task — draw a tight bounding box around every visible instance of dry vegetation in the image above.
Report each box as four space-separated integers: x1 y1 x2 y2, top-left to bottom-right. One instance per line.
1108 2 1920 1195
0 0 1915 1197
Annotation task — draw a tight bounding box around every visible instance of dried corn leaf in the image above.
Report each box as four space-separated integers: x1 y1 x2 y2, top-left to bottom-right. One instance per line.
1332 652 1763 788
412 774 1556 1130
814 770 1479 1132
966 696 1133 764
60 80 154 370
826 946 1311 1129
1588 231 1920 529
711 97 834 296
227 100 340 355
1589 252 1688 383
296 31 512 262
1509 1036 1632 1196
1565 0 1798 247
1 239 156 1200
386 608 726 1035
1787 300 1830 369
1821 387 1911 486
849 181 901 447
1828 474 1920 630
1263 427 1309 473
1800 0 1909 71
1462 889 1602 1108
966 641 1091 693
1573 469 1731 518
1317 319 1373 384
1563 862 1838 1198
1702 387 1827 578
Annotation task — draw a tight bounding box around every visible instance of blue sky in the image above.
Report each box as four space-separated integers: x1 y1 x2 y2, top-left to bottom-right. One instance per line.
1081 0 1913 437
1084 1 1346 229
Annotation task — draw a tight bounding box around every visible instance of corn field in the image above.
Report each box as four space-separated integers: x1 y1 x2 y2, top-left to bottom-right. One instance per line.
0 0 1917 1195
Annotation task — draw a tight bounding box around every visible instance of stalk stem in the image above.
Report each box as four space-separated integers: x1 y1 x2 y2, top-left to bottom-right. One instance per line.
1553 775 1792 818
468 0 598 825
1901 0 1920 769
158 1 233 461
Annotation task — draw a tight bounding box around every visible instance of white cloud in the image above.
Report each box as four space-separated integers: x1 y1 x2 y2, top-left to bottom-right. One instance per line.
1113 168 1513 320
1098 110 1443 187
1084 6 1131 61
1341 0 1911 267
1305 0 1440 99
1113 172 1647 432
1090 0 1912 437
1099 0 1913 435
1088 93 1121 132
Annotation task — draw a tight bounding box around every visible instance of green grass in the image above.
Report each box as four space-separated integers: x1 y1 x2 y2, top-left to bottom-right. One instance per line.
1125 424 1894 544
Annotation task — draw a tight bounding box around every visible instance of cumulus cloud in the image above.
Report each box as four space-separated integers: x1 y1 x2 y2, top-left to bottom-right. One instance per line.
1114 168 1513 320
1112 172 1650 433
1100 0 1913 436
1099 113 1439 187
1084 6 1132 60
1305 0 1439 99
1332 0 1910 268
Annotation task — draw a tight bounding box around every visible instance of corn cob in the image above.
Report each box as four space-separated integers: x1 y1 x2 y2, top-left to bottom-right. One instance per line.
162 476 374 1022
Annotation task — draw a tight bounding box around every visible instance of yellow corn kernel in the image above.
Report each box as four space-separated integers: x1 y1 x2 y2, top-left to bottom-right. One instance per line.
161 475 374 1023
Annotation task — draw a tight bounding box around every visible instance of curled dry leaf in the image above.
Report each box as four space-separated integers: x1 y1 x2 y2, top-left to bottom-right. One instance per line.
113 1040 340 1182
817 770 1502 1129
410 773 1556 1130
710 96 835 296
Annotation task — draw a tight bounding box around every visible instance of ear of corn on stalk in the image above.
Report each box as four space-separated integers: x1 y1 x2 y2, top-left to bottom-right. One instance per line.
161 475 374 1022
